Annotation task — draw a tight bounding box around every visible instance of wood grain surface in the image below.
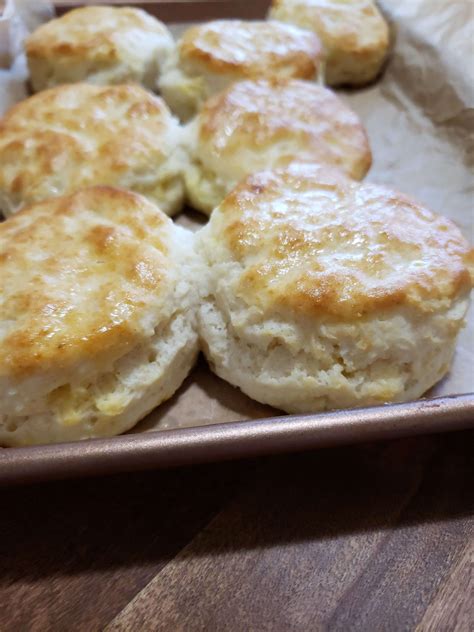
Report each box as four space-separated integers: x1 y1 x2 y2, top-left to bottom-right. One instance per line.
1 430 473 631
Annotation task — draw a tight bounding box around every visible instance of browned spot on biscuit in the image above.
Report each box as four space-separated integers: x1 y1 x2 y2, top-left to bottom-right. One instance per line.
0 186 171 379
196 79 372 182
179 19 322 79
211 165 473 319
0 84 176 211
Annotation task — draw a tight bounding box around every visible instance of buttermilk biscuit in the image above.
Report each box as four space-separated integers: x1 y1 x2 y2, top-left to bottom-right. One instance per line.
197 164 474 413
184 79 371 214
269 0 389 86
25 5 175 92
0 83 186 217
0 187 201 447
158 19 323 121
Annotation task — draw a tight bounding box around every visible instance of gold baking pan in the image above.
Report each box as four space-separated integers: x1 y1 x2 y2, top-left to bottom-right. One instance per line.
1 0 473 484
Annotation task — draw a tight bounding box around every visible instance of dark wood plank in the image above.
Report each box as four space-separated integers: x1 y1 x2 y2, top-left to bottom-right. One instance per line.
105 431 474 631
0 461 255 631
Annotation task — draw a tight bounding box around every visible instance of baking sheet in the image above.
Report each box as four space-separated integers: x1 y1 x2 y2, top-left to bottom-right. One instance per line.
0 0 473 482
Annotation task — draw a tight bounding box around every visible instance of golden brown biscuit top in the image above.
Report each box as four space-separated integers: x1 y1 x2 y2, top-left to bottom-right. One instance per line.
195 79 371 181
179 19 322 78
270 0 389 53
0 187 172 378
0 83 177 208
25 5 171 61
208 165 474 318
1 82 170 134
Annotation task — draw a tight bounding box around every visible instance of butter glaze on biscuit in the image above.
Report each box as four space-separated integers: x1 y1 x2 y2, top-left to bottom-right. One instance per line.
0 83 186 217
26 5 174 92
159 19 323 120
269 0 390 86
0 187 201 446
197 165 473 413
184 78 371 214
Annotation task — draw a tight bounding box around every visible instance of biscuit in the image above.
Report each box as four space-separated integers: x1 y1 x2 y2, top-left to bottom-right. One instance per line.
25 5 175 92
183 79 371 214
158 19 323 121
0 83 186 217
197 164 474 413
269 0 389 86
0 186 202 447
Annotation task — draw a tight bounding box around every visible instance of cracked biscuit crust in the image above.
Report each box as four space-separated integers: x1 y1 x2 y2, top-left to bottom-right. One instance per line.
184 79 371 214
0 187 200 446
197 165 473 412
269 0 390 86
0 83 185 217
26 5 174 91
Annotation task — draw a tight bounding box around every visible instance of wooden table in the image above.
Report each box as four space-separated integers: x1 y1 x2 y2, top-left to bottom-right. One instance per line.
1 429 472 631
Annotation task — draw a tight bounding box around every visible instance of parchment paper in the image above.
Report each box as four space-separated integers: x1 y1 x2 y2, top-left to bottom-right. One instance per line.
0 0 472 433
